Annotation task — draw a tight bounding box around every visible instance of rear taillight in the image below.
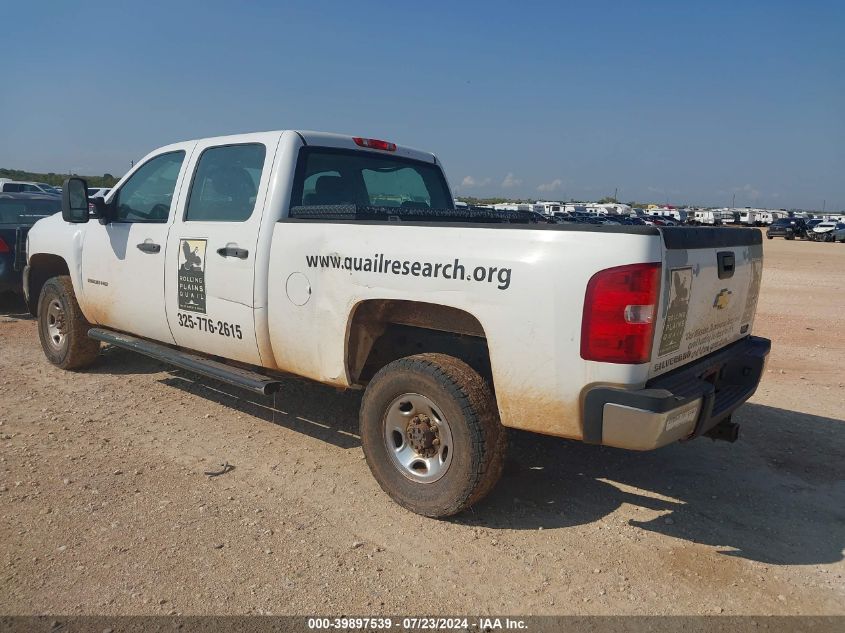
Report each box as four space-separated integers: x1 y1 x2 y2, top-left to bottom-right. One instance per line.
353 137 397 152
0 237 10 253
581 262 661 364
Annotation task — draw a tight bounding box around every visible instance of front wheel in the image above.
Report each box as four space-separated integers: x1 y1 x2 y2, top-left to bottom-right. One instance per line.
360 353 506 518
37 276 100 370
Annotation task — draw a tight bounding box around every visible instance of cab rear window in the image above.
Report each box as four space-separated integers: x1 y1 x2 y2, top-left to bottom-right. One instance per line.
291 148 452 210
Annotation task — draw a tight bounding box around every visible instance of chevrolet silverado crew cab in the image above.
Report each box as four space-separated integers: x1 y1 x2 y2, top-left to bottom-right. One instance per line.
24 130 770 518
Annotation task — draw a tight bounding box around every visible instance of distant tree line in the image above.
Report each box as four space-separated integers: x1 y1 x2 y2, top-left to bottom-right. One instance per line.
0 168 121 188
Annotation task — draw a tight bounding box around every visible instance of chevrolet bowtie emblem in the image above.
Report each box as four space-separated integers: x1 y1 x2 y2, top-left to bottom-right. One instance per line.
713 288 732 310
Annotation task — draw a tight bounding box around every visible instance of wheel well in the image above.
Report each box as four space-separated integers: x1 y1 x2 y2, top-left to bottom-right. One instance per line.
26 254 70 315
347 300 492 386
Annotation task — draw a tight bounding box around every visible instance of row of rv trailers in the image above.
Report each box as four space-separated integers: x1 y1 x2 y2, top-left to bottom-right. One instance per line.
481 202 839 226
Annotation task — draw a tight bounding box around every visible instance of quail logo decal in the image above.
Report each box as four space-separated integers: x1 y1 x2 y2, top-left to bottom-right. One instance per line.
178 239 207 313
658 267 692 357
713 288 732 310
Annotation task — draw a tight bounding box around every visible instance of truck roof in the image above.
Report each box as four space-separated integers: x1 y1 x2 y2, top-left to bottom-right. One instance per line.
153 130 438 165
296 130 438 164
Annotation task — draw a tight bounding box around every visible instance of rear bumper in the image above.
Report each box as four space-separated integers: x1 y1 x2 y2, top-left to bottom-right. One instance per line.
583 336 771 450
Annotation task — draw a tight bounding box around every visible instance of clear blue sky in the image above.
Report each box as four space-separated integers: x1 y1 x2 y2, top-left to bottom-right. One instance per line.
2 0 843 209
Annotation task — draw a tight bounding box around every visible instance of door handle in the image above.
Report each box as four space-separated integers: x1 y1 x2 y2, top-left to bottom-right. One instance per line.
136 241 161 254
217 246 249 259
716 251 735 279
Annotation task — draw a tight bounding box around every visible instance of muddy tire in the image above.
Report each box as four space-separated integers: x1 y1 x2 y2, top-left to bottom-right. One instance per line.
37 276 100 370
360 353 506 518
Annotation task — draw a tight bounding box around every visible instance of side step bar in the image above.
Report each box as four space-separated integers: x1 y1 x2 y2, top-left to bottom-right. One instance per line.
88 328 282 396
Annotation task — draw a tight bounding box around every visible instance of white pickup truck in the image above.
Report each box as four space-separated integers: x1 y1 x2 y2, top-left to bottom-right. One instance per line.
24 130 770 517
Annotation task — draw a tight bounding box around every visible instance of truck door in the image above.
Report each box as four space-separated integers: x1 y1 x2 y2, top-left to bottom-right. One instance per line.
80 149 191 343
164 138 275 366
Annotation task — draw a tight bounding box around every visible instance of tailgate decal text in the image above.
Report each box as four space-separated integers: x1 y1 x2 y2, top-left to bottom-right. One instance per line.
658 267 692 357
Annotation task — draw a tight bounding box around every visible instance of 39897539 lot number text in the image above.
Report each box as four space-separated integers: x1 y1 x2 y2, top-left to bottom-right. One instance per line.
177 313 243 339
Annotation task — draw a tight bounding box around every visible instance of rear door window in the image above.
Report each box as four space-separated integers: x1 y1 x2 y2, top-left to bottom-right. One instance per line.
185 143 266 222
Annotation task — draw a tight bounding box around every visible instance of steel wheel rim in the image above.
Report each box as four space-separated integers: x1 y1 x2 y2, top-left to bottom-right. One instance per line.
46 299 66 351
383 392 454 484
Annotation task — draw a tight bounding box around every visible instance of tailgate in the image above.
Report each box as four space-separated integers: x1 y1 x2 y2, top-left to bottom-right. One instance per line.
649 228 763 378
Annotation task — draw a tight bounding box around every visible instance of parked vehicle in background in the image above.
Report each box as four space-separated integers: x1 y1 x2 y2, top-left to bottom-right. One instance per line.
755 211 774 225
534 201 562 216
738 210 757 226
809 221 842 242
712 208 737 224
834 223 845 243
87 188 112 198
647 217 678 226
692 210 722 225
25 129 770 518
805 218 824 233
766 217 808 240
491 202 545 214
0 180 60 196
646 208 688 223
0 193 60 295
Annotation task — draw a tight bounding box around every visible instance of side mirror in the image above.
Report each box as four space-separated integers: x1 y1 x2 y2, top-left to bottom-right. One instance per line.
89 196 110 223
62 177 90 223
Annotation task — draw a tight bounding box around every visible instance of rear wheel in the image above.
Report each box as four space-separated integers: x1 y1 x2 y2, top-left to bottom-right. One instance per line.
37 276 100 370
360 353 506 518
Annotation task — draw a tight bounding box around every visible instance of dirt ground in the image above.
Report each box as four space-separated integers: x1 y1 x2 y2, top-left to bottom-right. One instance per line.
0 235 843 616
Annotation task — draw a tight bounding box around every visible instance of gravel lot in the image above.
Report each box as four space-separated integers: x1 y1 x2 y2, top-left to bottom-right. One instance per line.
0 235 843 616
